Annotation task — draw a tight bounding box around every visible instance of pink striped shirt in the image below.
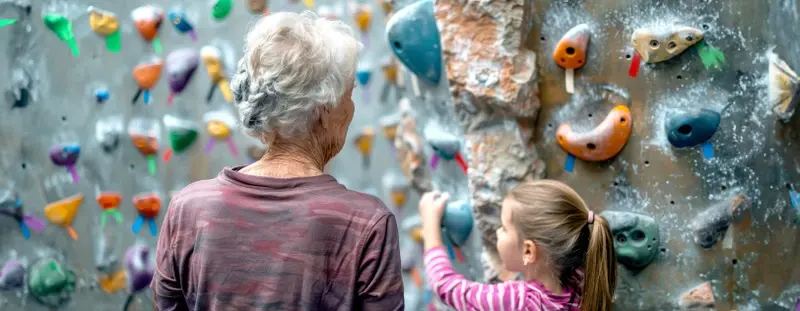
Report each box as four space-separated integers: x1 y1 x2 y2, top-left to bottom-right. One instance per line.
424 246 583 311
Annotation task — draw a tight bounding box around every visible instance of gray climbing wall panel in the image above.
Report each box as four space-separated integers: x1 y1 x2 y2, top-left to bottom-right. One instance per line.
0 0 428 309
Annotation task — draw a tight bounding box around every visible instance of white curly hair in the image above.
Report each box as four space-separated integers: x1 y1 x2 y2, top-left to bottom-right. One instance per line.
231 11 361 139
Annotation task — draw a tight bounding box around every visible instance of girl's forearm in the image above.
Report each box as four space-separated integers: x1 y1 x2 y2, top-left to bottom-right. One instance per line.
423 222 444 252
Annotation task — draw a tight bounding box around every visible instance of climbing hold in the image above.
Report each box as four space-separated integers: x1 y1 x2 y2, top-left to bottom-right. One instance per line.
128 117 161 176
386 0 442 85
125 244 155 294
0 188 46 239
203 110 239 157
44 193 83 240
95 88 110 103
245 0 267 14
396 115 432 192
441 200 473 247
356 65 372 100
87 7 122 53
131 57 163 105
379 0 393 15
132 193 161 236
0 260 25 290
691 194 750 249
354 127 376 169
767 51 800 122
679 282 715 310
28 259 76 307
553 24 590 94
600 211 660 269
168 9 197 41
43 14 79 56
49 143 80 184
98 269 126 294
211 0 233 20
353 4 372 46
665 109 721 148
296 0 315 9
96 191 123 227
95 116 123 153
165 48 200 106
424 123 467 174
201 45 233 103
380 113 400 149
557 105 632 162
93 224 122 277
131 5 164 54
162 115 199 162
631 25 703 63
247 145 267 162
316 5 339 20
0 19 16 28
382 172 410 210
401 215 423 242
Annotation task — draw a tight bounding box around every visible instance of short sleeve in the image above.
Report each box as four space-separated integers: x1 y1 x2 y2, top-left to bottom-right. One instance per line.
355 214 405 311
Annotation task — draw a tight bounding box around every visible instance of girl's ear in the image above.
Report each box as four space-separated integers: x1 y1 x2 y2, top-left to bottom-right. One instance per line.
522 240 536 265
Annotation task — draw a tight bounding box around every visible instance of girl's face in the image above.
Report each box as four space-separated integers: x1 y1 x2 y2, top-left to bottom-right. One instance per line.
496 198 525 272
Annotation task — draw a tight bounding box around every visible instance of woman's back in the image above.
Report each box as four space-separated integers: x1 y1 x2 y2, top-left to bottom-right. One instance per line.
151 167 404 311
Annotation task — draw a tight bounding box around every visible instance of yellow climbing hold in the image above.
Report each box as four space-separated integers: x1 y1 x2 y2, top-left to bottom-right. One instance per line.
390 190 407 208
303 0 315 9
88 7 119 35
354 5 372 33
98 269 127 294
207 120 231 140
44 193 83 240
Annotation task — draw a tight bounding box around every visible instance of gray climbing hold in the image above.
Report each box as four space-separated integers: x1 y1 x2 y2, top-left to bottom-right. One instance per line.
600 210 660 269
0 260 25 290
690 194 750 249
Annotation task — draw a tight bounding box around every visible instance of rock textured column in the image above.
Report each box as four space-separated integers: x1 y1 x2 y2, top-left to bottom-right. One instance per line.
434 0 544 282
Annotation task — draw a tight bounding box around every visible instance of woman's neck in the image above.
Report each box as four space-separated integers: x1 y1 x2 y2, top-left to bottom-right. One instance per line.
240 149 325 178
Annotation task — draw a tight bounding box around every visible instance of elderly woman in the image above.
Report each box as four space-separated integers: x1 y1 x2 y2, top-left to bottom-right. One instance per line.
151 11 404 311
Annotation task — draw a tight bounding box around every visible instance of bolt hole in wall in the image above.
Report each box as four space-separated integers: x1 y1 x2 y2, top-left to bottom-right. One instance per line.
20 163 26 169
61 116 67 122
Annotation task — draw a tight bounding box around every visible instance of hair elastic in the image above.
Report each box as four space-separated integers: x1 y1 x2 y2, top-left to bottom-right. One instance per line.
587 211 595 225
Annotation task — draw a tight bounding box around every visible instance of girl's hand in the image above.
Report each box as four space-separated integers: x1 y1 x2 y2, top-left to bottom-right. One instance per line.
419 191 450 229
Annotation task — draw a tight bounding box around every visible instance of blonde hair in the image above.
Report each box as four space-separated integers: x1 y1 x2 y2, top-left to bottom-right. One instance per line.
508 180 617 311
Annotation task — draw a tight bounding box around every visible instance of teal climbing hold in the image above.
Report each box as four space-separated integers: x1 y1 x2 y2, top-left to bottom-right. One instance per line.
385 0 442 85
666 109 721 148
441 200 473 247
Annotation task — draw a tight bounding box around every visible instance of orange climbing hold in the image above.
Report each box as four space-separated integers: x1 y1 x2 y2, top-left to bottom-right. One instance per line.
132 60 163 91
133 193 161 219
553 24 591 70
132 5 163 41
556 105 632 162
130 134 159 156
98 269 127 294
44 193 84 240
96 192 122 210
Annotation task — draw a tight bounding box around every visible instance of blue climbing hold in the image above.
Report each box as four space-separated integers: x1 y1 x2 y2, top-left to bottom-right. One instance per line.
167 9 194 35
665 109 721 148
385 0 442 85
95 88 110 103
424 124 460 160
441 200 473 246
356 70 372 86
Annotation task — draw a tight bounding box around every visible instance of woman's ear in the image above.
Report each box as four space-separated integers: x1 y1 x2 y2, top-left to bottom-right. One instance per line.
522 240 536 266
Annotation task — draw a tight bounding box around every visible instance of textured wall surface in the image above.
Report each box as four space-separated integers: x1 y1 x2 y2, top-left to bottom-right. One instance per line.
0 0 422 310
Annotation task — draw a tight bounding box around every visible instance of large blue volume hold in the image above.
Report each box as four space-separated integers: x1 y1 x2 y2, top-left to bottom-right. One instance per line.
441 200 473 246
665 108 721 148
385 0 442 85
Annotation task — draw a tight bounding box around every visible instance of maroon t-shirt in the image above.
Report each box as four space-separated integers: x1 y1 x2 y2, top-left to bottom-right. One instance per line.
151 166 404 311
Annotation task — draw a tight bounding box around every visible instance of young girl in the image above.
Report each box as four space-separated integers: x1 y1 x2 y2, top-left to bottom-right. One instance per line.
419 180 617 311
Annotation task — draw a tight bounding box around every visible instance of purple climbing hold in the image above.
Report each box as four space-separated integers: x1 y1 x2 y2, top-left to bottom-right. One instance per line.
165 48 199 106
124 244 154 293
0 260 25 289
48 144 80 166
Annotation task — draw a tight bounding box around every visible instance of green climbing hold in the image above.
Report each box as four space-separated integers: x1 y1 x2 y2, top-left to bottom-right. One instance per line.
28 259 76 307
212 0 233 20
600 211 660 270
697 40 725 70
42 14 79 57
169 128 199 153
0 19 16 28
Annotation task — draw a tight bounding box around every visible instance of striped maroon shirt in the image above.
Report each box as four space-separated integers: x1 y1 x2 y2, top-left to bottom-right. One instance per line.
151 166 404 311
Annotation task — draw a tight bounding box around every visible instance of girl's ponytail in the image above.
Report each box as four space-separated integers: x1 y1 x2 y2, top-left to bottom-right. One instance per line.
580 214 617 311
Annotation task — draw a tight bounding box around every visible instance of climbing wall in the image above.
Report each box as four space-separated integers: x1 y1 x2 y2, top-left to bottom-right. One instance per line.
0 0 417 309
387 0 800 310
